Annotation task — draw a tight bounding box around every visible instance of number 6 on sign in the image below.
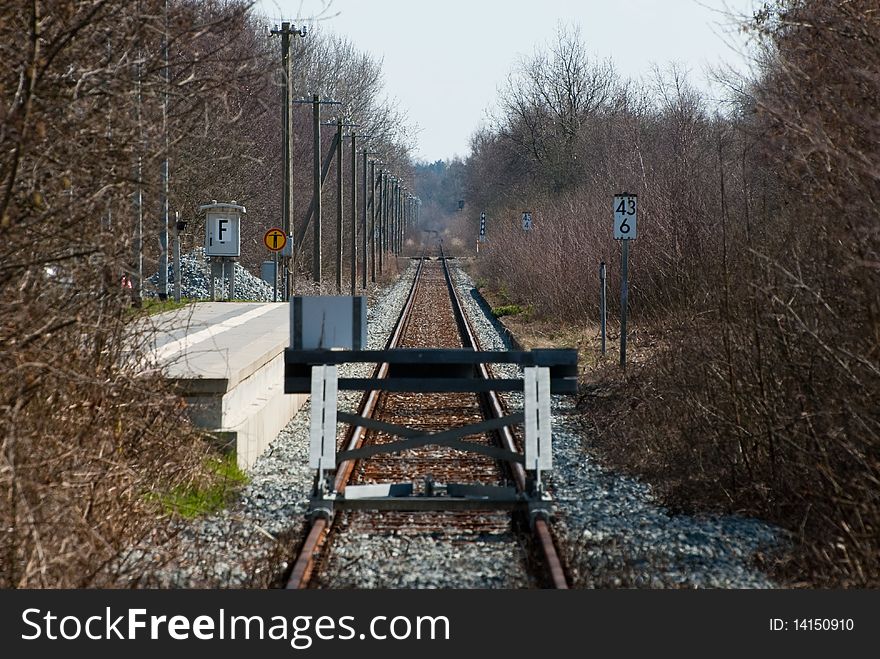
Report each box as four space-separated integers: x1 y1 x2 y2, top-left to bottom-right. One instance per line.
613 194 637 240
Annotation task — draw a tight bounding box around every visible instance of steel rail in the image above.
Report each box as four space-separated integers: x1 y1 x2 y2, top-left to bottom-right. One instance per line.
439 252 569 589
286 257 425 589
287 252 567 589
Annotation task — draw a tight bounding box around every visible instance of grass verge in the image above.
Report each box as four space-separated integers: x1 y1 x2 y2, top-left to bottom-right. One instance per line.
150 453 248 518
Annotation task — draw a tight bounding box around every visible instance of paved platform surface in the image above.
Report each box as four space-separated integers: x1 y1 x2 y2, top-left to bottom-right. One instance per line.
147 302 304 469
150 302 288 392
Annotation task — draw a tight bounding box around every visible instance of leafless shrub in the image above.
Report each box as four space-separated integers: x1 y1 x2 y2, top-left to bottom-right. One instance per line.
0 0 268 588
464 5 879 585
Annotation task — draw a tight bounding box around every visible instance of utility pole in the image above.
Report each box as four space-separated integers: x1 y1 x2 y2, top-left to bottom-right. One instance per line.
384 175 392 261
291 99 339 256
335 116 343 293
388 178 394 256
394 179 401 254
322 117 357 293
312 94 322 283
391 180 398 255
378 171 386 275
392 178 398 254
399 187 405 254
158 0 169 301
403 194 408 254
395 183 401 254
370 160 377 283
349 133 357 295
131 0 143 307
270 21 306 300
405 194 411 253
361 148 368 290
388 177 394 257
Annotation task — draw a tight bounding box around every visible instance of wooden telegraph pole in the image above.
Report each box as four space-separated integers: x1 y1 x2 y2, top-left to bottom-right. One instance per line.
280 24 291 298
390 178 397 256
370 161 377 283
335 116 343 293
395 181 401 254
361 148 368 290
270 21 306 300
158 0 169 301
312 94 322 283
377 170 385 275
350 133 357 295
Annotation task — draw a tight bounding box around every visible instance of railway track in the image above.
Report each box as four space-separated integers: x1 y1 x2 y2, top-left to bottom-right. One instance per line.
284 255 568 589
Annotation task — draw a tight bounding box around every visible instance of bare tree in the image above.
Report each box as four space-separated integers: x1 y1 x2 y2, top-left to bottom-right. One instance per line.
460 2 879 586
0 0 272 588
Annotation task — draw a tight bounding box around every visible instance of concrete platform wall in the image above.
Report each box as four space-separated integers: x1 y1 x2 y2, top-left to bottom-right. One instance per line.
219 351 306 469
150 303 307 471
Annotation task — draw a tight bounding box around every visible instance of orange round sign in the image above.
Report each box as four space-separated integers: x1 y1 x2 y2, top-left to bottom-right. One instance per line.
263 227 287 252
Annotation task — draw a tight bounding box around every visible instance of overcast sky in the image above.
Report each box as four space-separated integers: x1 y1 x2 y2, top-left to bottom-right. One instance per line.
255 0 762 162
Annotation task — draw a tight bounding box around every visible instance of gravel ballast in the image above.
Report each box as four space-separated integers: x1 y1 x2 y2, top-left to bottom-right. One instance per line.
123 259 781 588
315 516 533 588
119 262 419 587
451 266 781 588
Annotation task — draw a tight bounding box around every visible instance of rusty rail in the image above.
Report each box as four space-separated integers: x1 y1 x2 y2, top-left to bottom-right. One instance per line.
286 253 568 589
439 253 568 589
286 258 425 589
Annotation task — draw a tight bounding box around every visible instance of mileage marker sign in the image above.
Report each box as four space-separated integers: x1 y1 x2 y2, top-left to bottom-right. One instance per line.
613 193 637 240
614 193 637 370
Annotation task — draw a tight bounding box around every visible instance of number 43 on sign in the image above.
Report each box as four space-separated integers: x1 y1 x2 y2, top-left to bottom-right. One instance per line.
613 194 637 240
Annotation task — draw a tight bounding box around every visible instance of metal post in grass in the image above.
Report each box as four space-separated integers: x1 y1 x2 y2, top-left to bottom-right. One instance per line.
613 193 637 370
600 261 607 355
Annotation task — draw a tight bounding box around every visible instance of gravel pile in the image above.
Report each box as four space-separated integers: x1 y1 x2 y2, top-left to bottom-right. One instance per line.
451 266 782 588
145 249 275 301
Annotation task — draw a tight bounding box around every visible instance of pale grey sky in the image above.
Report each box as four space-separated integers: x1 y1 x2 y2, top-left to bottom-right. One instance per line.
255 0 761 162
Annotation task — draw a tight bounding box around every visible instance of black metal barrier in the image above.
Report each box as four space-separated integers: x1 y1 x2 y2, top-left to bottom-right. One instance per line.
284 347 578 394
